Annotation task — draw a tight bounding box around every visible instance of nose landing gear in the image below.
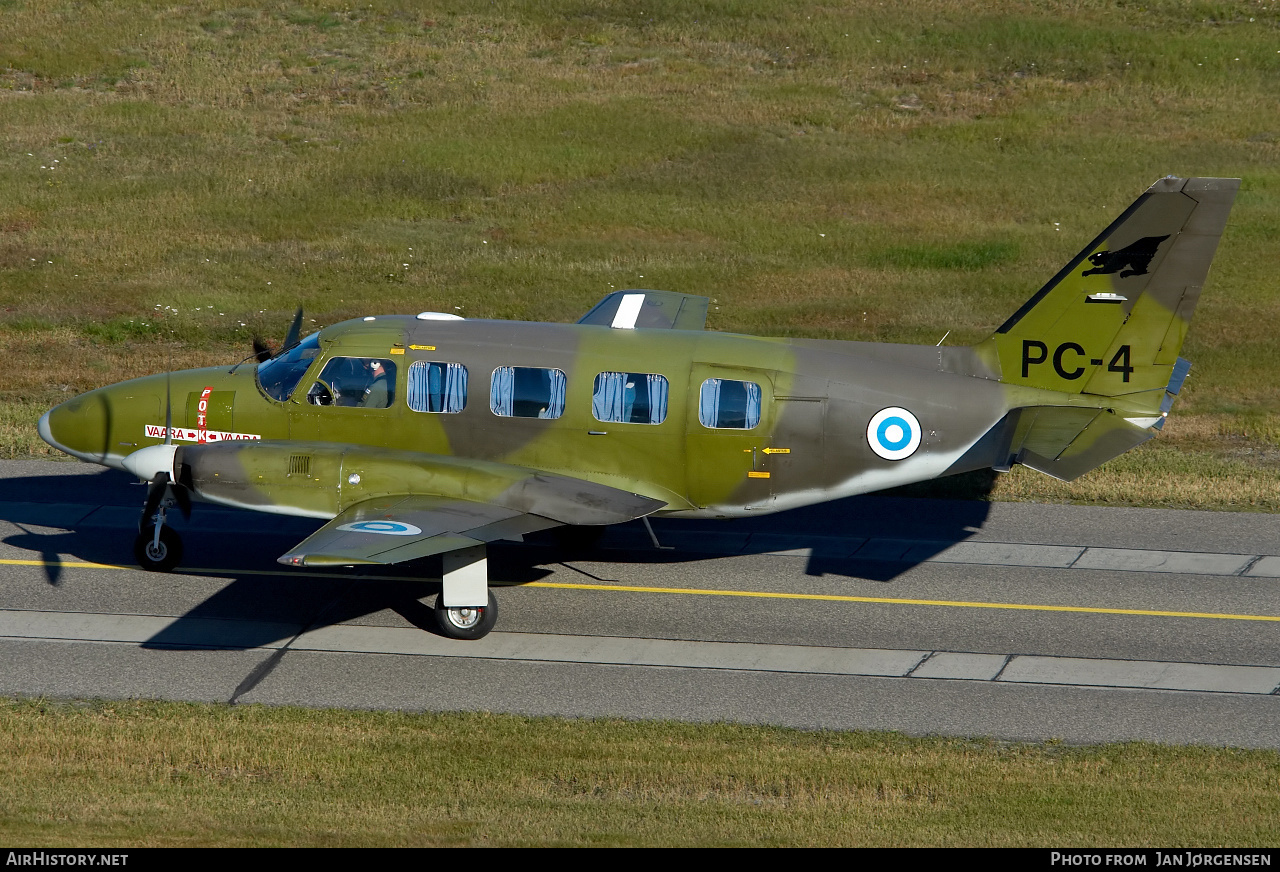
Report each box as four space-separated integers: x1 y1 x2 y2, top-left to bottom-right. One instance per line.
135 522 183 572
133 476 186 572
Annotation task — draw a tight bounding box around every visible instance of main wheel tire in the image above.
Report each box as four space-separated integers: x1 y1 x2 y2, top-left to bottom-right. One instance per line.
434 590 498 640
134 525 183 572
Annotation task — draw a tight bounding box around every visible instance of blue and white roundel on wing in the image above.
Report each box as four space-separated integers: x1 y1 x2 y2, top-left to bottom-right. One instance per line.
866 407 922 461
336 520 423 536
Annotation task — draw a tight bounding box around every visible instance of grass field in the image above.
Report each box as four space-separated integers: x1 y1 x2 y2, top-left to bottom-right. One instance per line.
3 697 1279 847
2 0 1279 507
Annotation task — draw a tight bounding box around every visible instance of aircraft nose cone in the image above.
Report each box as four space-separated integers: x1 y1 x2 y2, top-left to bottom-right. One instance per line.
38 392 111 463
36 409 59 451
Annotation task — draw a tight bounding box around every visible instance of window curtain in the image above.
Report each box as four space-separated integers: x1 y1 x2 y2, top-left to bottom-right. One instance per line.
699 378 721 428
491 366 515 416
542 369 567 419
593 372 626 422
744 381 761 429
647 374 668 424
444 363 467 413
407 361 428 412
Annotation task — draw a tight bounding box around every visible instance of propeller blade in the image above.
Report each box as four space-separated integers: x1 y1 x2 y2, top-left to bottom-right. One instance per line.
163 370 172 446
280 307 304 356
252 335 274 363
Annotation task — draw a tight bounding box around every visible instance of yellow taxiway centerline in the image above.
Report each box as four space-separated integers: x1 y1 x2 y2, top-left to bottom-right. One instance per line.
523 581 1280 623
2 557 1277 624
0 558 123 570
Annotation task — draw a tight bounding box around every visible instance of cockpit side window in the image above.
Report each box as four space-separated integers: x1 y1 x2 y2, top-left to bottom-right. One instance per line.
256 333 322 402
307 356 398 408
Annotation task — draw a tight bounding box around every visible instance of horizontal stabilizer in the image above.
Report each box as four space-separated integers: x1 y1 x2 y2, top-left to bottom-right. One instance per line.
1015 409 1154 481
985 405 1155 482
947 404 1161 483
578 290 709 330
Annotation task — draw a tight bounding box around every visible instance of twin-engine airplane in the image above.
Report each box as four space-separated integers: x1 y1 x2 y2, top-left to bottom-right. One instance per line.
39 177 1238 639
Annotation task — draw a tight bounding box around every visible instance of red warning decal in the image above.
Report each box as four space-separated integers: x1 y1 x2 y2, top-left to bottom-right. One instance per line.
197 386 213 443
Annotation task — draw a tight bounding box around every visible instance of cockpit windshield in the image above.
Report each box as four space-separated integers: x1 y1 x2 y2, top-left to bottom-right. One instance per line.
257 332 322 401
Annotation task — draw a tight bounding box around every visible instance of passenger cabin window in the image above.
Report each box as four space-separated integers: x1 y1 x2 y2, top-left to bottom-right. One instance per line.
592 372 669 425
407 361 468 413
257 333 322 402
307 357 397 408
491 366 566 419
698 378 762 429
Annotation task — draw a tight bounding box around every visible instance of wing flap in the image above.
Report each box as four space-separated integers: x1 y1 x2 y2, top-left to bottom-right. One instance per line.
278 494 557 568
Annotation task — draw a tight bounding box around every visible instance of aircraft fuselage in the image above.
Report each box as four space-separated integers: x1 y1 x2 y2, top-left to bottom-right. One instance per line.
42 316 1019 520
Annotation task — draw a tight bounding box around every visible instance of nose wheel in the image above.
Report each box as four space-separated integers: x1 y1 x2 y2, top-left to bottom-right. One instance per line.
135 482 184 573
134 523 183 572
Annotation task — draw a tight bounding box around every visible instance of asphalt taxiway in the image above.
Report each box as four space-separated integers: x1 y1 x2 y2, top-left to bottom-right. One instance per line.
1 459 1277 747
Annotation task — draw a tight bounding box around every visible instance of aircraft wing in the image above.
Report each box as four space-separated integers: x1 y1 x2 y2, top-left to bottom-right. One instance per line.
277 494 565 567
577 290 709 330
274 463 667 568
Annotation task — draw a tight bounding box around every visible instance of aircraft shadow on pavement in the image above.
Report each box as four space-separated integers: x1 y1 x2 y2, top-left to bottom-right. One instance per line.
0 467 995 648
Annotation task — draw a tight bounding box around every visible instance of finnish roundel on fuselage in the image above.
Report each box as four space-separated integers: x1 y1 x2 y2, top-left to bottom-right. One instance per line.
336 520 423 536
866 407 921 461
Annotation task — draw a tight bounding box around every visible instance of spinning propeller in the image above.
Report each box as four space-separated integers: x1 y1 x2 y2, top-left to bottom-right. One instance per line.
253 307 305 363
124 369 191 527
147 370 191 520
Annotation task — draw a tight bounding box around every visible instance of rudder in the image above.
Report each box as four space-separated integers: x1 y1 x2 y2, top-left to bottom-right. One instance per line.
978 176 1238 407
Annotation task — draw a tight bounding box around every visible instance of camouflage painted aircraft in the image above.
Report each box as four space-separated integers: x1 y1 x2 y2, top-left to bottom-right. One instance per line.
38 176 1238 639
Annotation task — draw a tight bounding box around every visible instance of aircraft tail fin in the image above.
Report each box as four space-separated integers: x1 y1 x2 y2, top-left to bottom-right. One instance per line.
976 177 1238 410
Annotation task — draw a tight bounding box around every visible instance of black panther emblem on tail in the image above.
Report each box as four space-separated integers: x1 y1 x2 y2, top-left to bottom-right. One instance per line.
1081 234 1170 278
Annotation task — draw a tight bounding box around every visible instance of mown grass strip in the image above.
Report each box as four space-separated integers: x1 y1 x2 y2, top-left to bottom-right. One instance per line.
2 697 1278 847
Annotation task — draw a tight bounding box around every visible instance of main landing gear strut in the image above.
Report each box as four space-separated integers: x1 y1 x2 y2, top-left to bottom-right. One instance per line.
134 491 183 572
